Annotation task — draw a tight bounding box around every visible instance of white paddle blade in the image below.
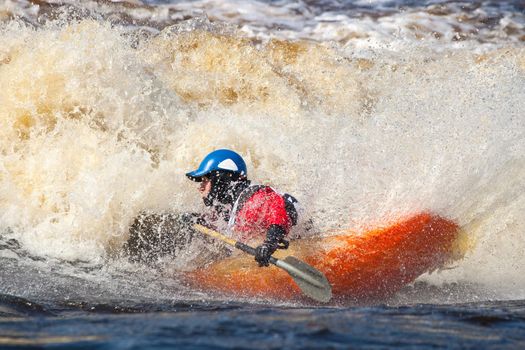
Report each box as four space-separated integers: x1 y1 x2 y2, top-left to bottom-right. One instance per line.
276 256 332 303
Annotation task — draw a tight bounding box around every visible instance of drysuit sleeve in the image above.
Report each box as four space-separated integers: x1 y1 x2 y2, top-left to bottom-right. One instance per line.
255 224 288 267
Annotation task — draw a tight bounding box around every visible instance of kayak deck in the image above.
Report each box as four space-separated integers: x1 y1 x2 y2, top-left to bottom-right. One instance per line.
188 213 459 303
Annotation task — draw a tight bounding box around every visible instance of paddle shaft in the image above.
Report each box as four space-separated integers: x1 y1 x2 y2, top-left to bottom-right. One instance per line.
193 224 277 263
234 241 279 265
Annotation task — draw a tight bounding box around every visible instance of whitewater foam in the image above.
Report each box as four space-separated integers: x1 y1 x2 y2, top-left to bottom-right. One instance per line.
0 1 524 302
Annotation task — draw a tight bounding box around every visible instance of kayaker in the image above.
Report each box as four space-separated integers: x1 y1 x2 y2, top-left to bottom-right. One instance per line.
185 149 299 267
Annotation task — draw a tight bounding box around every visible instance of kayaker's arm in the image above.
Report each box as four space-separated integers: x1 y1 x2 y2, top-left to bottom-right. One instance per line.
254 224 288 267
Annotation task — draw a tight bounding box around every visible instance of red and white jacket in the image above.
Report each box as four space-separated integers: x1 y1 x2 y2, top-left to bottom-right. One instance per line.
228 185 295 243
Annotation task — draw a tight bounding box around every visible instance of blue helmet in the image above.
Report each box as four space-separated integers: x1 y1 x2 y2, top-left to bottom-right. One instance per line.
186 149 247 182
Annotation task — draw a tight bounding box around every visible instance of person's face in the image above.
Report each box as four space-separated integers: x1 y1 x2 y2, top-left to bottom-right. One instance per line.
198 177 212 199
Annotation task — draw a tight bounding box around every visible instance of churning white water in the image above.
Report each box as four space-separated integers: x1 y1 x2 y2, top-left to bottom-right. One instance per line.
0 0 524 302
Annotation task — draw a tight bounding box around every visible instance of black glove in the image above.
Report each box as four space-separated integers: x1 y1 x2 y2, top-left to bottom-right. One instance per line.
254 225 288 267
125 211 192 264
255 243 275 267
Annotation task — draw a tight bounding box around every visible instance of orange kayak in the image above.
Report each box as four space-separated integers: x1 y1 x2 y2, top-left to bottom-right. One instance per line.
188 213 460 303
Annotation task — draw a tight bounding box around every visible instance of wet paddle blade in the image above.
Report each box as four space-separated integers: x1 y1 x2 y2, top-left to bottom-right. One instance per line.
276 256 332 303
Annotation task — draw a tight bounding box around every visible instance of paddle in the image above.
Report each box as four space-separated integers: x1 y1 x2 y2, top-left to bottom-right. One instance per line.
193 224 332 303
